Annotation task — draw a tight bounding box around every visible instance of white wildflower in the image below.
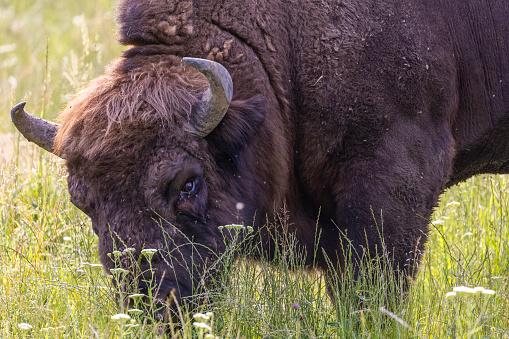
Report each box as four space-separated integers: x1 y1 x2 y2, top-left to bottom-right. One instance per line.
454 286 486 294
452 286 496 296
18 323 32 330
473 286 485 293
224 224 244 231
128 293 145 300
453 286 476 294
111 250 122 257
193 322 212 331
111 313 131 321
193 313 210 322
445 291 457 298
141 248 158 261
141 248 157 255
86 263 103 269
40 327 54 331
40 326 65 331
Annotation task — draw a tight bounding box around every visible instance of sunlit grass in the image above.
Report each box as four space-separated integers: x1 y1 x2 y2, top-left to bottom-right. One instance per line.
1 1 508 337
2 148 506 338
0 0 122 131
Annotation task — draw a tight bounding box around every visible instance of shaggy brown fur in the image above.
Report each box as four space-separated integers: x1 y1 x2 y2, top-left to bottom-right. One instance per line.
29 0 509 315
55 51 209 156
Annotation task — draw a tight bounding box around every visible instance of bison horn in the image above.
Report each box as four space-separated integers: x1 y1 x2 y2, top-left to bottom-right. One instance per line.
183 57 233 138
10 102 60 154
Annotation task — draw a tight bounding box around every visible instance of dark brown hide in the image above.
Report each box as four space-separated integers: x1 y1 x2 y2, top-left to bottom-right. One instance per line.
18 0 509 312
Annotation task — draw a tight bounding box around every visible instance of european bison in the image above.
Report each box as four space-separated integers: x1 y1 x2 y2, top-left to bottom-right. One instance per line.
11 0 509 316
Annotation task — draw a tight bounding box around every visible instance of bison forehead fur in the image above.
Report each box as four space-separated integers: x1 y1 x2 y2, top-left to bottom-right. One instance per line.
55 53 209 156
13 0 509 311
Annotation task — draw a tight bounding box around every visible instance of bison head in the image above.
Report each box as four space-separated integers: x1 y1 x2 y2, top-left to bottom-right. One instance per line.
11 51 267 318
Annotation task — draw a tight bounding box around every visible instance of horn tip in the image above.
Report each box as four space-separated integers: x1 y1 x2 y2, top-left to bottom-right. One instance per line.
11 102 27 121
182 57 200 64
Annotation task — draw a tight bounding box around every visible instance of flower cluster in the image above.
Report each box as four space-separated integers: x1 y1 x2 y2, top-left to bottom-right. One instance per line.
111 313 140 330
193 312 220 339
81 262 103 269
18 323 32 330
445 286 496 298
141 248 158 262
111 313 131 321
40 326 65 332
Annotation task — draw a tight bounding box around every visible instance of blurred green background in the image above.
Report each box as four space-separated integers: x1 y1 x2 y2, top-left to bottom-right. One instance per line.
0 0 122 130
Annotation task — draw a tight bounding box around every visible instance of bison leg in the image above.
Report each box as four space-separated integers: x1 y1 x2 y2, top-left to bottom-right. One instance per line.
325 123 455 299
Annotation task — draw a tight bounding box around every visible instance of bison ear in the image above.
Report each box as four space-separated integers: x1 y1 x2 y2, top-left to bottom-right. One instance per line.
206 95 266 171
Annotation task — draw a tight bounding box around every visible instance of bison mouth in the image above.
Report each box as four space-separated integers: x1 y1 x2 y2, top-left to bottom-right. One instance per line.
130 274 205 323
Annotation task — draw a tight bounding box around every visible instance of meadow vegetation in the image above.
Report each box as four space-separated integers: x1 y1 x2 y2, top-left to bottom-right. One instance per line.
1 0 508 337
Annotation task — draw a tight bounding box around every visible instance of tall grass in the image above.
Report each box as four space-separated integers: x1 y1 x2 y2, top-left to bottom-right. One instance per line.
0 0 122 130
1 1 508 337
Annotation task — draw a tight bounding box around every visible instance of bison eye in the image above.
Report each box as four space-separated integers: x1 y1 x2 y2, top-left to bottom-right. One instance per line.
181 179 196 194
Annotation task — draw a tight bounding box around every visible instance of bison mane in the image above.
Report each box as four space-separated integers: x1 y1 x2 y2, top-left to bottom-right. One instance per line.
117 0 195 46
54 50 209 158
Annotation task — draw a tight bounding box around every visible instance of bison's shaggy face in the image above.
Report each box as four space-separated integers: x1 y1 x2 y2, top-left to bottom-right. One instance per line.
66 129 222 313
10 47 267 315
45 51 267 315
